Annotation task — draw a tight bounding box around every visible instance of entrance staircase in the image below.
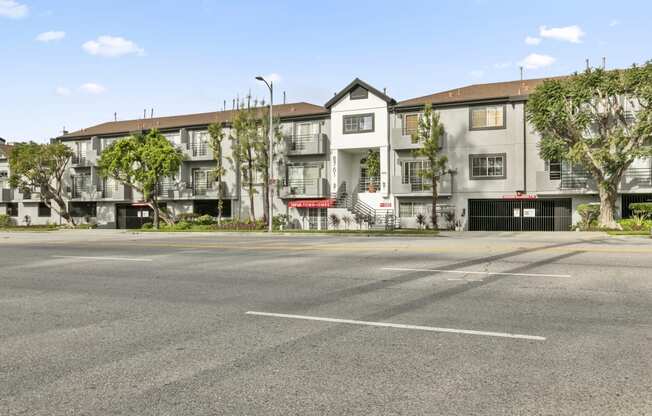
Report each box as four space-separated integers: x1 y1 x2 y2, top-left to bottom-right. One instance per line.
332 182 395 231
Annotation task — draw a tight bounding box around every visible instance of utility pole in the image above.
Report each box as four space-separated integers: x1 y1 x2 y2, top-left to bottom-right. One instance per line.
256 76 274 232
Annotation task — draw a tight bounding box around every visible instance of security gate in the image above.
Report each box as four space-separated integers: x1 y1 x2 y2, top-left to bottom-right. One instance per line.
468 198 572 231
622 194 652 218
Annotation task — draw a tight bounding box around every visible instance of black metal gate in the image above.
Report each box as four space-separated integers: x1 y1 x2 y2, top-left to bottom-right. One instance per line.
468 198 572 231
115 203 167 229
621 194 652 218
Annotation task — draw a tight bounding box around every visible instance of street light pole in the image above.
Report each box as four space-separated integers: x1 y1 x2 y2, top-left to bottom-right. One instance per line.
256 76 274 232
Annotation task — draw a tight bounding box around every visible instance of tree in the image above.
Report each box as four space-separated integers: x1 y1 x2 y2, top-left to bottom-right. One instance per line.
208 122 226 224
253 110 282 226
364 149 380 192
230 107 258 221
98 129 184 228
9 142 76 226
411 104 449 228
527 63 652 229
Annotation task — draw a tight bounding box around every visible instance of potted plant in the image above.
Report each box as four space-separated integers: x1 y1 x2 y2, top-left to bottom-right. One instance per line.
365 149 380 193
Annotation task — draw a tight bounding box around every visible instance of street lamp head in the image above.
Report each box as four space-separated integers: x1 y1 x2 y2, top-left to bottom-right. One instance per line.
255 76 264 81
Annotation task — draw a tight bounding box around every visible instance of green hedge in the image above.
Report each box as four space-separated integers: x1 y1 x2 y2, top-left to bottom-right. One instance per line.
618 218 652 231
629 202 652 217
0 214 16 227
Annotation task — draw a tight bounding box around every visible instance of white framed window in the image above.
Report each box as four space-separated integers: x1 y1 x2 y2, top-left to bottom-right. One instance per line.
470 154 506 179
470 105 505 130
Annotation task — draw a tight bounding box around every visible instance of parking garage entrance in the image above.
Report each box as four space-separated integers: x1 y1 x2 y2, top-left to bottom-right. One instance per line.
468 198 572 231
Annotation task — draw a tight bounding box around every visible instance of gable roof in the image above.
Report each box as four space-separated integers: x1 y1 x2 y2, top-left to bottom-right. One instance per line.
325 78 396 109
58 102 328 140
396 76 568 108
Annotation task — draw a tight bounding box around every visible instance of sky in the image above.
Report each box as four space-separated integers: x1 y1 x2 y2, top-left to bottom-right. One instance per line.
1 0 651 142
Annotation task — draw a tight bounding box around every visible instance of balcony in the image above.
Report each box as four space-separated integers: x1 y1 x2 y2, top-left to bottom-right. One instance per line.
285 134 326 156
98 181 133 201
192 180 231 199
391 175 452 195
181 142 213 161
391 128 446 150
536 167 652 193
19 187 41 202
280 178 330 199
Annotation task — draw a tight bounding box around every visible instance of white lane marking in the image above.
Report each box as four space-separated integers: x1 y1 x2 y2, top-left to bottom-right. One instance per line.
382 267 570 279
52 255 152 262
246 311 546 341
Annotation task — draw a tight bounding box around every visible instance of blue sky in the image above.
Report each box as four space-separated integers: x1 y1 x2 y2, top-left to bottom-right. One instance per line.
1 0 650 142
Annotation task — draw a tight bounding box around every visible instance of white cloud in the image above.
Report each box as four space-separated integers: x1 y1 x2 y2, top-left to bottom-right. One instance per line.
82 36 144 57
55 87 71 96
0 0 28 19
609 19 621 27
493 62 512 69
36 31 66 42
525 36 541 45
520 53 556 70
539 25 585 43
79 83 107 94
469 70 484 79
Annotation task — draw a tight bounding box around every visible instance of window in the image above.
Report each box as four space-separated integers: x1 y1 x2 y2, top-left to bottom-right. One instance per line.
399 202 432 217
470 154 506 179
402 160 431 191
71 174 92 198
350 86 368 100
38 203 51 217
343 113 374 134
6 202 18 217
545 159 561 180
69 202 97 218
0 170 7 179
469 105 505 130
403 114 419 139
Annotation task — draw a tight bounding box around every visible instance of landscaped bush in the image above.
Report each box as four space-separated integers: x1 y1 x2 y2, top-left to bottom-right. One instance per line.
141 223 154 230
629 202 652 218
0 214 15 227
174 220 192 230
176 213 199 222
576 203 600 231
618 217 652 231
195 214 216 226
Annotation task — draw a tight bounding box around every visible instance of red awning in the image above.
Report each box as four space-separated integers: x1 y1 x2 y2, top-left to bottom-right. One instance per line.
288 199 335 208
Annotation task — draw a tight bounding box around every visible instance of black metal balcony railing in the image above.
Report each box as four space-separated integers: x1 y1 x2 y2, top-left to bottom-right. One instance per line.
191 143 209 157
72 154 88 165
402 178 432 192
193 179 214 196
358 176 380 192
71 176 93 198
283 178 327 196
286 134 321 154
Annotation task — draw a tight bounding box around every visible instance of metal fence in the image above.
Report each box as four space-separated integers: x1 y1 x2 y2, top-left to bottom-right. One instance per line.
468 199 572 231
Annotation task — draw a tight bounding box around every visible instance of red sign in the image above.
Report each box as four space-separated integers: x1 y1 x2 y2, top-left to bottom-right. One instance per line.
288 199 335 208
502 194 538 200
380 202 392 208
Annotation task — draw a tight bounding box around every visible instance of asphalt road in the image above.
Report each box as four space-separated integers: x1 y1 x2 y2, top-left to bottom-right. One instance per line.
0 230 651 415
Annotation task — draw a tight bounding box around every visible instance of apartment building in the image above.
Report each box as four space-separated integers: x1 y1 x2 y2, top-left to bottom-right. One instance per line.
2 76 650 231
